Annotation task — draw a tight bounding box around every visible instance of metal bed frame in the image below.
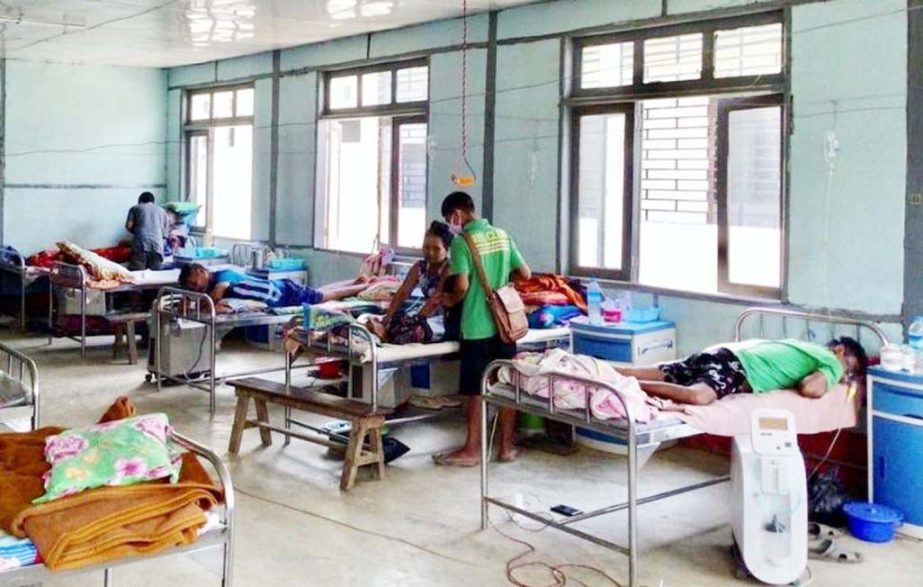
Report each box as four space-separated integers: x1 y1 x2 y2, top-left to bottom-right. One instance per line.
0 251 29 332
152 287 304 415
47 261 176 358
282 322 572 434
0 431 236 587
479 306 890 587
0 343 39 432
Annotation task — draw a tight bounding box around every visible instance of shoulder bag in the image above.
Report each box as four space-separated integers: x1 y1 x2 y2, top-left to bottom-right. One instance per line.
462 233 529 343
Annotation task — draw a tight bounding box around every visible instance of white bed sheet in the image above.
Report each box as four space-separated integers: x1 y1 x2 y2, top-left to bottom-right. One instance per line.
362 326 571 364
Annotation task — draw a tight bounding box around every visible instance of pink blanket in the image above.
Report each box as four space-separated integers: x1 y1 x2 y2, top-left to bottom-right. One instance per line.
500 350 658 422
668 383 859 437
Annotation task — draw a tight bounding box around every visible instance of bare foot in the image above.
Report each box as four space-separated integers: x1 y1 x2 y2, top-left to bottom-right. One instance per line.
498 447 520 463
432 449 480 467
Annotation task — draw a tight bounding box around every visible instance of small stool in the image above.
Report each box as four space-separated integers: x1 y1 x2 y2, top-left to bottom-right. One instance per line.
108 312 149 365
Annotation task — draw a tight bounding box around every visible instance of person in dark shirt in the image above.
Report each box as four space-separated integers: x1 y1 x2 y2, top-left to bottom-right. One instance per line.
125 192 171 270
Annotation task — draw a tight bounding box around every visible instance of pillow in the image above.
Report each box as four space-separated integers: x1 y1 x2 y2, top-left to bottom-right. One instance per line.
34 413 179 504
56 241 133 282
356 282 400 302
303 304 354 332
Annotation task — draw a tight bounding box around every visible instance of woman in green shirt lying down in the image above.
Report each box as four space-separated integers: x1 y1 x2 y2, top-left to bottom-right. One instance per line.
619 337 869 406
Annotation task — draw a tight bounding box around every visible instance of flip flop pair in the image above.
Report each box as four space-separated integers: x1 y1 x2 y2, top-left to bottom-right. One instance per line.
808 538 862 564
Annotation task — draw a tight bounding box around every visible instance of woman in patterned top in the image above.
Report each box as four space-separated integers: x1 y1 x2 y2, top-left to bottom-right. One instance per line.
368 221 459 344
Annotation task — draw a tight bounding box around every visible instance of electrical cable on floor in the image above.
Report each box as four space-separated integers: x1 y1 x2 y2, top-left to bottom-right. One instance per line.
484 413 626 587
488 514 624 587
232 487 478 567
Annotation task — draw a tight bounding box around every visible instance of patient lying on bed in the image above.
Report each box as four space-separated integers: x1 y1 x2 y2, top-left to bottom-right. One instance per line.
178 263 372 313
619 337 868 406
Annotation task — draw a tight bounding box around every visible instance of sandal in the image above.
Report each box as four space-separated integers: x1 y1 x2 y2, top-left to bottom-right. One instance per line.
808 538 862 564
432 452 480 467
809 522 844 540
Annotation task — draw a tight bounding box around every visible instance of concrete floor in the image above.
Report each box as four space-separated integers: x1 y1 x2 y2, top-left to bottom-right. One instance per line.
3 331 922 587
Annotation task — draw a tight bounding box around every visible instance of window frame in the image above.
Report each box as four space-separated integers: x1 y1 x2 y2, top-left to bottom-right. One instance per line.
322 58 429 118
569 103 635 282
567 11 788 299
182 84 256 238
715 93 785 299
572 11 784 103
316 60 430 255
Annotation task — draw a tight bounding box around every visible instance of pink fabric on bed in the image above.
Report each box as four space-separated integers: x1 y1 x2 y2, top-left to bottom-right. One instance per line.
667 383 858 437
500 349 658 422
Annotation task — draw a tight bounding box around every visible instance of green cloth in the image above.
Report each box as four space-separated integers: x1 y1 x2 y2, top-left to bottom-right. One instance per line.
35 414 180 504
449 218 525 340
735 340 844 393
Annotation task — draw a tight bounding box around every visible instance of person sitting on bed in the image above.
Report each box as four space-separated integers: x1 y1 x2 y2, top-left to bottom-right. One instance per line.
178 263 372 311
367 221 460 344
619 337 868 406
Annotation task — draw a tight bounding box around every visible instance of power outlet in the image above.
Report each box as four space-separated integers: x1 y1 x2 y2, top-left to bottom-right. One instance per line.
909 193 923 206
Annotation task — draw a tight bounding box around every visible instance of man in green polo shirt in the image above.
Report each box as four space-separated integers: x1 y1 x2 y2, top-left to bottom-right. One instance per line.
620 337 868 406
433 192 531 467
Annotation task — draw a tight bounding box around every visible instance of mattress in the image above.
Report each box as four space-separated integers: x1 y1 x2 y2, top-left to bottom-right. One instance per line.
489 374 857 439
369 326 571 365
670 382 858 436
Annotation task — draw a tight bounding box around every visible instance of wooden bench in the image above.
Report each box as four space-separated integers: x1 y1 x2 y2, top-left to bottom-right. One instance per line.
107 312 149 365
227 377 386 491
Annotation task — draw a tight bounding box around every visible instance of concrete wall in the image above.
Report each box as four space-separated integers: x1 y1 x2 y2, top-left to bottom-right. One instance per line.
4 61 167 255
166 0 907 354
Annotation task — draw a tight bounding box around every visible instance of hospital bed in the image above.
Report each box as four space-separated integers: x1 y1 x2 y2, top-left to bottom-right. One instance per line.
283 322 572 424
0 430 236 587
479 306 889 587
47 261 181 358
150 287 302 415
0 343 39 433
0 250 32 332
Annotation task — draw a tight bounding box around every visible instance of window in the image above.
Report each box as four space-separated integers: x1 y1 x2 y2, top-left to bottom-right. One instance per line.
571 13 784 297
316 61 429 254
184 85 255 240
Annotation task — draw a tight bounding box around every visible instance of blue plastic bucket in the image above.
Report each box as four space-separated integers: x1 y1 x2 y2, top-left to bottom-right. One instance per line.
844 502 903 543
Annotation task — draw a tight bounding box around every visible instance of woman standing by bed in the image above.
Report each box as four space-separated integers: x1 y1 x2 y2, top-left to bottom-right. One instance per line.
369 221 459 344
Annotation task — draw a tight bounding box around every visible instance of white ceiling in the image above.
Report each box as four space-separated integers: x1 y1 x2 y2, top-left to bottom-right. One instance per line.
0 0 542 68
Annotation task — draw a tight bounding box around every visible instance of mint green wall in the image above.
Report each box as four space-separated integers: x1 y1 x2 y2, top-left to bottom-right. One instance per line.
787 0 906 316
493 39 561 273
165 0 908 353
4 61 167 255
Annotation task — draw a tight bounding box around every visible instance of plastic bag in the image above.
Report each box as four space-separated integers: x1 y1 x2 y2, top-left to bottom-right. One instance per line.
808 467 851 527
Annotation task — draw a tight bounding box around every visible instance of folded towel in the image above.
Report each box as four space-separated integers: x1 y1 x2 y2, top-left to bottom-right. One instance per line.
0 530 39 569
0 397 222 571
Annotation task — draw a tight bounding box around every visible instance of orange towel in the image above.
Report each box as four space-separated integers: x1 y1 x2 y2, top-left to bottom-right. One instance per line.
515 274 587 312
0 397 223 571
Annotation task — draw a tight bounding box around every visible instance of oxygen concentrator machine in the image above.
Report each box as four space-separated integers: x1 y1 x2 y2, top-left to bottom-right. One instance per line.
731 409 808 585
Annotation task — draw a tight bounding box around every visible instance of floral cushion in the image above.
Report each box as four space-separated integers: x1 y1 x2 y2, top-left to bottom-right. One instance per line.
34 414 179 504
56 241 132 282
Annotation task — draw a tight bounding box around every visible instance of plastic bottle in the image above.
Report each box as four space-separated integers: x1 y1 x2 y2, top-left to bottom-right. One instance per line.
908 316 923 373
587 280 604 326
909 317 923 350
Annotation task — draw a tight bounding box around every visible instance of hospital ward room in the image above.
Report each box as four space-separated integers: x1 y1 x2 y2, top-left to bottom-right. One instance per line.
0 0 921 586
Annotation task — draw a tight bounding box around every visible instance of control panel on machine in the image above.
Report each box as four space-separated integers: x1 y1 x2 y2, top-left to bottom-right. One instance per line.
751 410 798 496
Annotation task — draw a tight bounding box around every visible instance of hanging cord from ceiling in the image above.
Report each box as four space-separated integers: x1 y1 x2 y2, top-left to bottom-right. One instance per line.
453 0 477 187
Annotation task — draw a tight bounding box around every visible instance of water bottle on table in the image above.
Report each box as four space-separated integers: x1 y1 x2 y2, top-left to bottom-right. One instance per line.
908 316 923 373
587 280 604 326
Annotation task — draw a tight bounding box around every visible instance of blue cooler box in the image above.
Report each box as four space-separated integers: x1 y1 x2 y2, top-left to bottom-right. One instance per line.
570 318 677 454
